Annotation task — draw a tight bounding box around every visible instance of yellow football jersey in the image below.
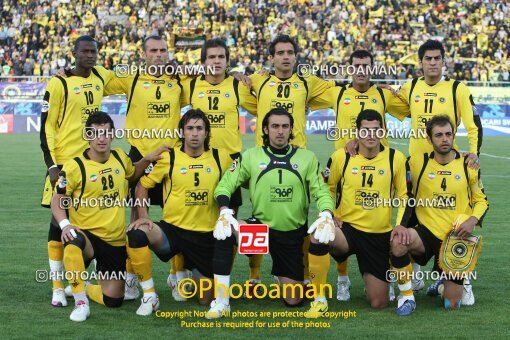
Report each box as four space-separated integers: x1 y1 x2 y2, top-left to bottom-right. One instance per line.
250 73 334 147
40 66 113 167
104 73 183 155
309 84 409 149
409 151 489 240
58 147 135 246
180 75 257 155
139 147 233 232
326 146 408 233
399 77 480 155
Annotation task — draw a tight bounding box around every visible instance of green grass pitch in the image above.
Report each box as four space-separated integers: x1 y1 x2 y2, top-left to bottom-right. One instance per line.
0 134 508 338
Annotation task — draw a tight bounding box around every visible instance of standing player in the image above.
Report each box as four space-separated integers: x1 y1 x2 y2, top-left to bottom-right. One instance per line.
397 40 483 298
305 110 410 317
40 35 113 307
309 50 410 300
103 35 185 301
51 112 167 321
391 115 488 316
207 108 334 318
126 109 233 316
247 34 335 288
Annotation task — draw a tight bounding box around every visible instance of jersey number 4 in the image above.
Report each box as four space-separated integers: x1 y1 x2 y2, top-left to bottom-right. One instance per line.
362 172 373 187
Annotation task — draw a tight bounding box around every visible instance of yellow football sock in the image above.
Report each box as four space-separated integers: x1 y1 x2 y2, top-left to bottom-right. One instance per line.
395 263 413 297
48 241 64 289
336 260 348 277
126 257 134 274
86 284 104 305
309 253 330 297
169 257 176 275
127 246 155 293
249 254 263 280
174 253 185 272
63 244 86 294
303 235 310 281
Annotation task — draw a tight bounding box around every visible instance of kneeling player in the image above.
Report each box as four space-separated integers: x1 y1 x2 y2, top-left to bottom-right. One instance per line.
391 115 488 316
127 109 233 315
51 112 167 321
208 108 334 318
305 110 410 317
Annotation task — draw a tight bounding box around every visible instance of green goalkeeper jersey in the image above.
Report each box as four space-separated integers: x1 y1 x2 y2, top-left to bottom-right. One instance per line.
214 145 334 232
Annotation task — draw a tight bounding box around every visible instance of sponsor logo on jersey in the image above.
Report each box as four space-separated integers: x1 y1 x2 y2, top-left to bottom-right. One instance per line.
351 167 359 174
147 102 170 118
438 171 451 175
90 174 97 182
432 192 456 209
189 165 203 169
82 84 92 89
355 95 368 100
424 93 437 97
273 161 287 165
185 189 209 206
207 90 220 94
270 185 294 202
270 100 294 113
361 166 375 170
99 168 112 175
355 189 380 210
152 80 165 84
206 113 226 127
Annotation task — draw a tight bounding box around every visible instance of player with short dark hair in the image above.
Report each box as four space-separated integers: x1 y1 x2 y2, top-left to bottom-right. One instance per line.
305 110 410 317
126 109 233 316
391 115 488 316
51 112 167 322
207 108 334 318
40 35 114 307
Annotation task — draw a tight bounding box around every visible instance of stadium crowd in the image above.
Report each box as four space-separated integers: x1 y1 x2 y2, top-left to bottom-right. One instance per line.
0 0 509 82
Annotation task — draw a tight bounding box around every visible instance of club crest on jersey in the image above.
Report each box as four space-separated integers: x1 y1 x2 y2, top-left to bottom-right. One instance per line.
225 93 230 98
168 83 173 88
115 169 120 175
90 174 97 182
378 169 385 175
455 174 461 181
414 95 421 102
180 167 187 174
143 82 150 89
440 97 446 103
344 98 351 105
74 87 81 94
351 167 359 175
428 172 435 179
259 162 267 170
198 92 205 98
206 167 212 173
292 164 299 170
95 85 101 91
293 83 299 89
372 98 378 104
229 160 238 172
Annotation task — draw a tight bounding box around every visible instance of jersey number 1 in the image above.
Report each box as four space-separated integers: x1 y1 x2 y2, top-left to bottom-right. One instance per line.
362 172 373 187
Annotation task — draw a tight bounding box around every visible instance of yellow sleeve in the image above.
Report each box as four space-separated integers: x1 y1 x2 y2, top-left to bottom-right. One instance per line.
238 82 258 115
56 160 79 196
220 149 236 177
104 74 129 96
117 147 136 180
393 151 409 225
326 150 345 201
457 83 479 154
179 76 191 106
94 66 115 86
307 75 335 101
384 89 410 121
397 80 412 106
139 151 170 189
468 167 489 222
40 77 64 168
308 86 339 110
249 73 267 98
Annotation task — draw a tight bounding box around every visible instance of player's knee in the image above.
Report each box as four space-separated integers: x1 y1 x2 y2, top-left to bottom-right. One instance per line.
48 223 62 242
64 232 86 250
390 239 407 257
309 242 329 256
127 229 149 248
284 297 303 308
369 297 388 309
103 294 123 308
443 297 461 310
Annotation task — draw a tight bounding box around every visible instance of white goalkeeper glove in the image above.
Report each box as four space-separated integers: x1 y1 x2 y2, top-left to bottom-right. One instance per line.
307 211 335 244
213 209 239 240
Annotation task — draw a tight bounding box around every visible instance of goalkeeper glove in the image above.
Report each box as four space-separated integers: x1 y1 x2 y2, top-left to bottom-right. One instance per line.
307 211 335 244
213 209 239 240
